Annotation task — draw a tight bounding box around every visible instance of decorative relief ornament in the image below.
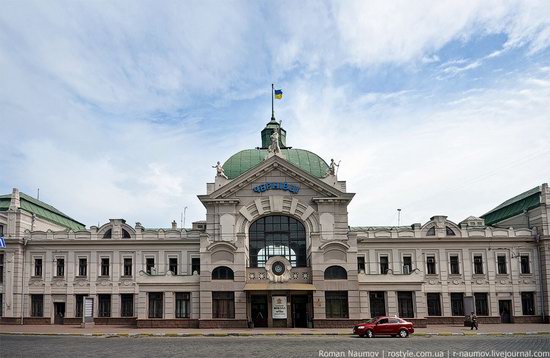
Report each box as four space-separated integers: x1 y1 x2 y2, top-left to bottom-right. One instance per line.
249 273 256 280
292 272 299 280
265 256 292 283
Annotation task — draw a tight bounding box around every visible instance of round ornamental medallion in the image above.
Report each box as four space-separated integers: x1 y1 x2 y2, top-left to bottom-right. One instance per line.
272 261 286 276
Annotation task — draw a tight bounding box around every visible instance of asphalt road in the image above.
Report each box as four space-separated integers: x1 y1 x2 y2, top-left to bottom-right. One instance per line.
0 335 549 358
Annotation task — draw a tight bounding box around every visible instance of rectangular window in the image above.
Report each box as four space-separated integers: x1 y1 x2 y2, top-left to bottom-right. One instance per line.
369 291 386 317
427 293 442 316
325 291 349 318
148 292 163 318
191 257 200 275
175 292 190 318
0 293 2 317
100 258 110 276
521 292 535 315
520 255 530 274
426 256 436 275
169 258 178 275
474 293 489 316
379 256 389 274
31 294 44 317
397 292 414 318
450 255 460 275
357 256 366 273
121 294 134 317
403 256 412 274
78 258 87 277
34 258 43 277
146 258 155 274
98 294 111 317
75 294 85 318
212 292 234 318
473 255 484 274
497 255 507 274
123 258 133 277
56 258 65 277
451 293 464 316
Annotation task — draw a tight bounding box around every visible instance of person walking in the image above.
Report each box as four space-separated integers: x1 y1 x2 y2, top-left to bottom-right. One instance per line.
470 312 478 330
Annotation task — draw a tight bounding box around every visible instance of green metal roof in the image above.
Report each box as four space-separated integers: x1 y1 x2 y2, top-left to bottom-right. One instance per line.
222 148 330 179
481 186 542 226
0 192 85 231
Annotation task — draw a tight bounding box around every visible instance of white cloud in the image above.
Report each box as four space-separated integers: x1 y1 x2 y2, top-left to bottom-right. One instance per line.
1 1 550 228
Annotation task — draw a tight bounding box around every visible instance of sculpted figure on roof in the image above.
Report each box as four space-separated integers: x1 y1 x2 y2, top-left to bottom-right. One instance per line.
268 129 281 155
212 161 228 179
326 158 340 176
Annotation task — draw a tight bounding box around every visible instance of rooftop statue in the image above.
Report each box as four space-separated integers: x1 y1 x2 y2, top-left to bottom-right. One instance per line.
326 158 340 176
268 129 281 155
212 161 228 179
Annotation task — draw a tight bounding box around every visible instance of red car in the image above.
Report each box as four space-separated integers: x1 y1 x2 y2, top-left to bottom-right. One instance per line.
353 316 414 338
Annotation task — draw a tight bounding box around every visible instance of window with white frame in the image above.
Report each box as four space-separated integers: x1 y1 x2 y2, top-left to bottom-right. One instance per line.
33 257 43 277
473 254 484 275
402 255 413 274
449 254 460 275
100 257 110 276
497 254 507 275
426 255 437 275
379 255 389 274
55 257 65 277
520 255 531 274
78 257 87 277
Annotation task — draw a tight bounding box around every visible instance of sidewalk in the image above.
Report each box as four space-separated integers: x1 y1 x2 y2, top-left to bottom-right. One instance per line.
1 324 549 338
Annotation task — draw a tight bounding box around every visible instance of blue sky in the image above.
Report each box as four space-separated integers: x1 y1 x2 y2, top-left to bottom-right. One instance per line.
1 1 549 228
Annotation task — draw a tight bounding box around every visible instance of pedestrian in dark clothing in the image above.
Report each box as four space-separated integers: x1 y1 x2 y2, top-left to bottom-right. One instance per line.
470 312 478 330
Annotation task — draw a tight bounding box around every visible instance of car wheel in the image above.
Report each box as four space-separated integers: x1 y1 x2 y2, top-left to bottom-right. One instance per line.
366 330 374 338
399 329 409 338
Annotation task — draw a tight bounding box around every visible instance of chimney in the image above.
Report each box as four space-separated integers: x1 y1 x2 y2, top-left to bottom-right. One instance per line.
171 220 177 230
9 188 20 211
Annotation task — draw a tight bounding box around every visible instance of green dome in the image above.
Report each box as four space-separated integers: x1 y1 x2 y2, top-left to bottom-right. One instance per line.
223 148 329 179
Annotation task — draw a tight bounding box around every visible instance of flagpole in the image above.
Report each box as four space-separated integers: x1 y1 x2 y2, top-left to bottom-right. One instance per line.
271 83 275 120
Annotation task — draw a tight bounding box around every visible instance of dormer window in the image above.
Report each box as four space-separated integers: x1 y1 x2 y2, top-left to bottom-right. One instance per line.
426 227 435 236
446 227 456 236
122 229 131 239
103 229 112 239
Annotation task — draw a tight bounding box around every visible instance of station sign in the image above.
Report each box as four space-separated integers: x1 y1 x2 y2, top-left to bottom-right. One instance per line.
272 296 287 319
253 182 300 194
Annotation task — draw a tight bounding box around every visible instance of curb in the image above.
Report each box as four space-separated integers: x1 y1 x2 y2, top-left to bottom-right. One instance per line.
2 331 550 338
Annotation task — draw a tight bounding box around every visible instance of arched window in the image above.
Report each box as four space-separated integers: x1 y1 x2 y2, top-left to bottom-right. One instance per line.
446 227 456 236
102 229 112 239
249 215 307 268
324 265 348 280
212 266 234 280
122 229 131 239
426 227 435 236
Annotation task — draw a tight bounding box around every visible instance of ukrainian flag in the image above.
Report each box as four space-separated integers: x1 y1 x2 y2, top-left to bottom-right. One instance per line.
274 89 283 99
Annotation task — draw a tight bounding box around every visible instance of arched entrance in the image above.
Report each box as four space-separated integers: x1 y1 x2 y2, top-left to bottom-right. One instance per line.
247 215 313 328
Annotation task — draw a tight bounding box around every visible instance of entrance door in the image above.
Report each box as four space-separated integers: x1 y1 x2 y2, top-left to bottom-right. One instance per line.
499 300 512 323
251 295 268 327
54 302 65 325
292 295 308 328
